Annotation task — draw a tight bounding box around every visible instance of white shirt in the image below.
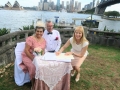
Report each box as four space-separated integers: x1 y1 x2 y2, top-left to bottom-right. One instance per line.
70 37 89 56
43 29 62 52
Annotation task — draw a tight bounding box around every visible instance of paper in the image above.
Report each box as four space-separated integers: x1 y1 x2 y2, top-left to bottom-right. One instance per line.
41 52 74 62
56 53 74 59
41 52 56 60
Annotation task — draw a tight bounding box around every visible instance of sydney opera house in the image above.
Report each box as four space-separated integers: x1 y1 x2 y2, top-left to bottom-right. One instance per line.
4 1 23 10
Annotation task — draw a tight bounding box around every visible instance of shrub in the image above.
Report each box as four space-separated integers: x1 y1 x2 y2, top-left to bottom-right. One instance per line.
0 28 10 36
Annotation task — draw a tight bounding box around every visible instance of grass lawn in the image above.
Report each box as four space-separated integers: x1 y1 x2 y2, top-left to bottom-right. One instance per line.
0 44 120 90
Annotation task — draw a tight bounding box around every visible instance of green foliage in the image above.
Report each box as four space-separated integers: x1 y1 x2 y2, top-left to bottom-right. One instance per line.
23 25 29 30
30 25 34 29
0 28 10 36
103 26 107 31
118 30 120 32
20 34 25 39
53 24 58 28
23 25 34 30
78 11 85 13
109 29 115 32
22 21 34 30
85 8 95 14
104 11 120 18
78 8 95 14
103 26 115 32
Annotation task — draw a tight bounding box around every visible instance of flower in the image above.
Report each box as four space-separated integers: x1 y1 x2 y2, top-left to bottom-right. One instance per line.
34 47 43 55
55 37 58 40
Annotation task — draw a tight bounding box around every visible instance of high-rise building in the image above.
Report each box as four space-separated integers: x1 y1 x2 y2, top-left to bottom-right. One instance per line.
56 0 60 11
44 0 47 2
93 0 95 8
70 0 74 12
75 1 78 9
49 0 51 3
90 2 93 9
96 0 99 6
78 2 81 11
40 0 42 3
84 5 87 10
38 2 43 10
66 1 69 11
43 0 47 10
51 1 55 10
43 2 49 10
62 1 64 9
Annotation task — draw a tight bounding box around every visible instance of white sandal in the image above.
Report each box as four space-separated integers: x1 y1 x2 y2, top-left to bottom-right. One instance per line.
75 73 80 82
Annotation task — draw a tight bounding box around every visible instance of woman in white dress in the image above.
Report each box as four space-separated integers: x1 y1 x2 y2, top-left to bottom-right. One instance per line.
56 26 89 82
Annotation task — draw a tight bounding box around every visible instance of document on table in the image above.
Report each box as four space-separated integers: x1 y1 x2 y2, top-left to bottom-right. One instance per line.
56 53 74 62
56 53 74 59
41 52 56 60
41 52 74 62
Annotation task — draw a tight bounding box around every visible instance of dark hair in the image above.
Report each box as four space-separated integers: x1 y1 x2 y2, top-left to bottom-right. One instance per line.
35 26 45 32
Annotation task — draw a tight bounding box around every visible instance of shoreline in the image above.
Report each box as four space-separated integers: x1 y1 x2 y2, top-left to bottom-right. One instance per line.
102 17 120 21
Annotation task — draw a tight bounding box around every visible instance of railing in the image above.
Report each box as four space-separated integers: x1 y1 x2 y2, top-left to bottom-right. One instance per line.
87 29 120 47
0 30 35 66
0 30 35 54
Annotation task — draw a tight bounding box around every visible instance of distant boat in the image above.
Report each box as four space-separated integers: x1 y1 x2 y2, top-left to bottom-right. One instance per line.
81 16 102 28
24 10 27 12
61 9 67 13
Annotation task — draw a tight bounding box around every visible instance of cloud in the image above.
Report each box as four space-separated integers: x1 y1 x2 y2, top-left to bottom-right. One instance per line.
106 4 120 12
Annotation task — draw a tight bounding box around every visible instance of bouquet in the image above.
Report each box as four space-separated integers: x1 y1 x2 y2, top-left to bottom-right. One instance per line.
34 47 43 56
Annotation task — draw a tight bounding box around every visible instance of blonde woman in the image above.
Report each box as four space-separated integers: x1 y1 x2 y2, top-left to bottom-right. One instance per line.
56 26 89 82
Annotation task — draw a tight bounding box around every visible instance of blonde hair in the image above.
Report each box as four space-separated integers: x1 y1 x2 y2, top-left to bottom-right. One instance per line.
73 26 89 44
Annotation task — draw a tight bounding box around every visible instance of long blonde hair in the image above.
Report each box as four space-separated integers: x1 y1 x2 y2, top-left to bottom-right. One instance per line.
73 26 89 44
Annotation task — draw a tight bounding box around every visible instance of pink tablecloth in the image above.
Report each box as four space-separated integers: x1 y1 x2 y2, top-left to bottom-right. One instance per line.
32 56 72 90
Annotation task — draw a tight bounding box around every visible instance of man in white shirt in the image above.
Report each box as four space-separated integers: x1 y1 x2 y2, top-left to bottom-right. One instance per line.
43 21 62 52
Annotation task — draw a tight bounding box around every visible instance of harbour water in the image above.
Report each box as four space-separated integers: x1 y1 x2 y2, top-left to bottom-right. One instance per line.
0 10 120 32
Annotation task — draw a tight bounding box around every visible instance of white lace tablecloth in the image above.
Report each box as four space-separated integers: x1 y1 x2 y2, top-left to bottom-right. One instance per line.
33 56 73 90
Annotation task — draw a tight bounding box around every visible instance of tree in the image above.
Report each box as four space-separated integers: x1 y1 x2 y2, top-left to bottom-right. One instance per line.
104 11 120 18
112 11 120 18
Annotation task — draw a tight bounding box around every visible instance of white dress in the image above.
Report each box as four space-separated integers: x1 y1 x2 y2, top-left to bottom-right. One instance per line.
69 37 89 67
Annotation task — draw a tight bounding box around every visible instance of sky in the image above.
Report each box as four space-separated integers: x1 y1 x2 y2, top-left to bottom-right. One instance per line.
0 0 120 12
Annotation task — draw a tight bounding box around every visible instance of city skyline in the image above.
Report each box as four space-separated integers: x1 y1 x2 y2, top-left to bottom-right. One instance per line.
0 0 120 12
0 0 88 8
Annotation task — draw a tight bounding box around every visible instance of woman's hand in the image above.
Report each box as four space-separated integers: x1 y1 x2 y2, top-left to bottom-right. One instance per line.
65 52 72 55
30 55 34 61
55 52 60 56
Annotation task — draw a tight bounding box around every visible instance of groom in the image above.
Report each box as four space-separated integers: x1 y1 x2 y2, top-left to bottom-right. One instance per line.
43 21 62 52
